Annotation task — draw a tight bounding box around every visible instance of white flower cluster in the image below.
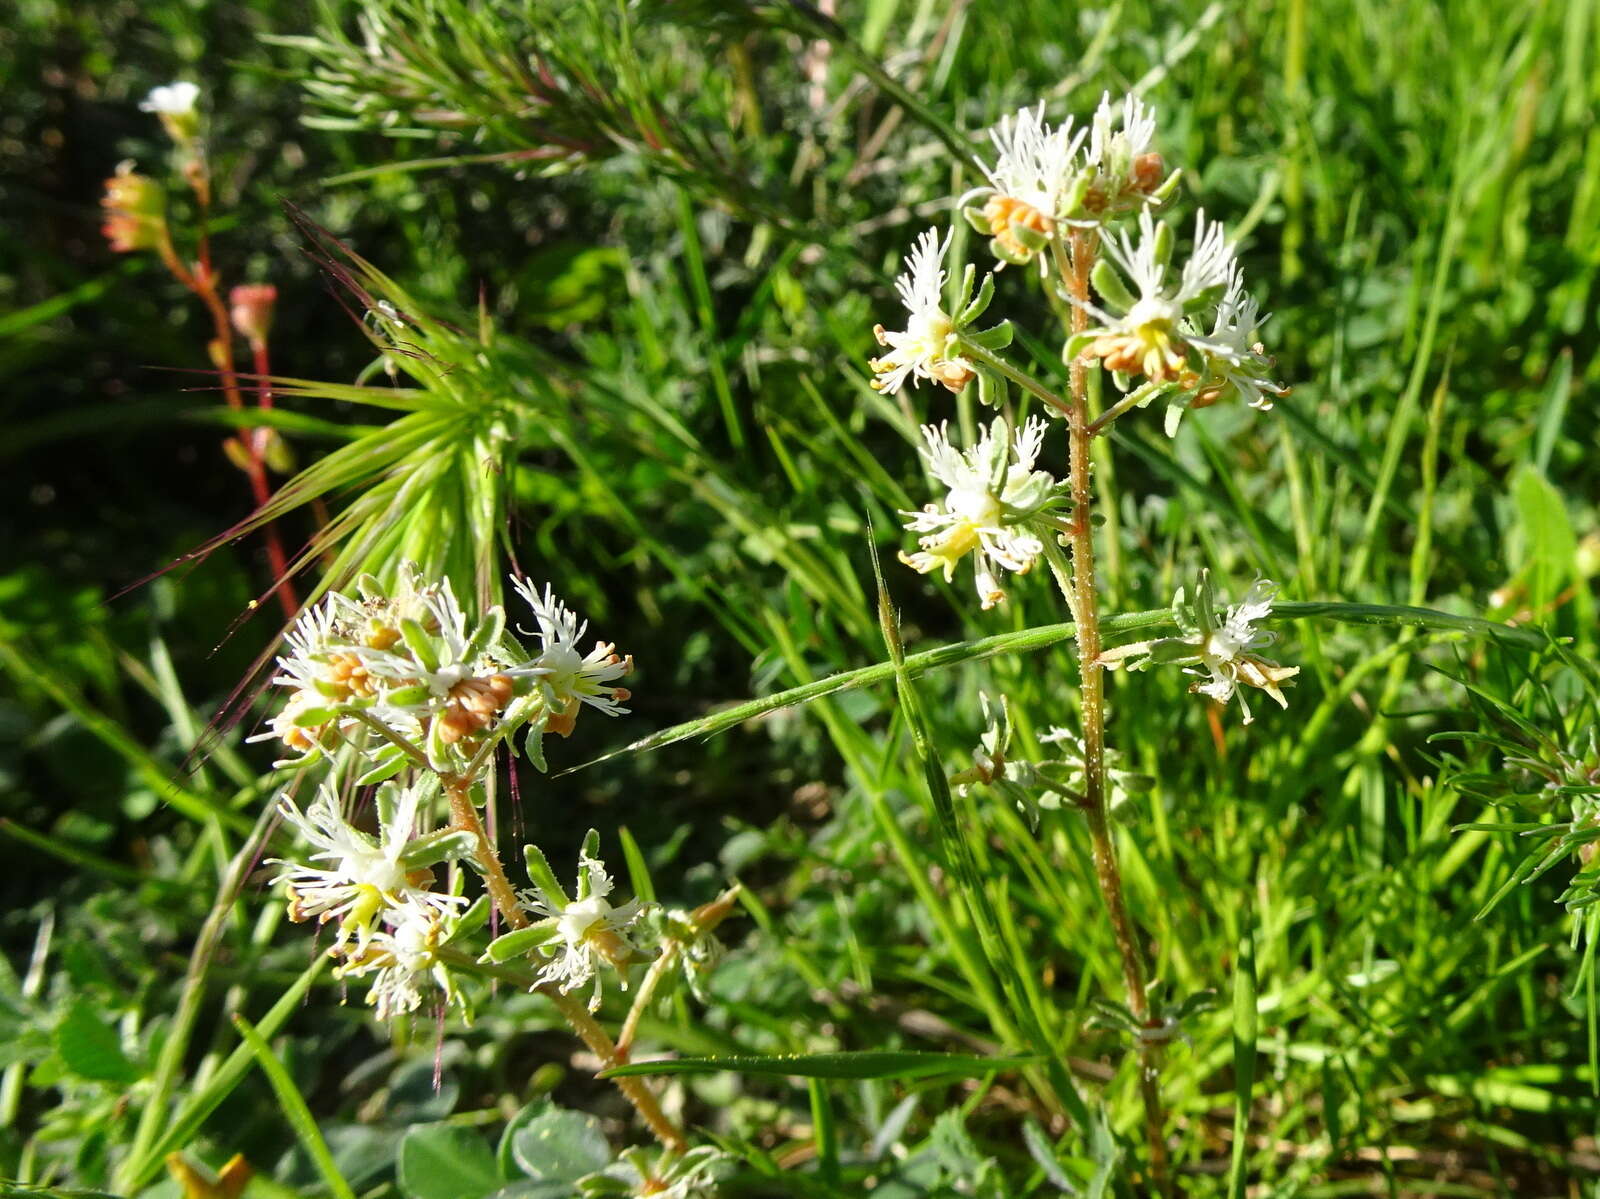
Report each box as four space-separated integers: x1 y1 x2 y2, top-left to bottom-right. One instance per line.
1071 211 1289 433
899 416 1069 609
253 567 631 772
273 779 475 1020
961 93 1176 268
259 567 648 1022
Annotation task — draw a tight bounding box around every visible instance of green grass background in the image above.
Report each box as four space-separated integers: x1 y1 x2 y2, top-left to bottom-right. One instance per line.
2 0 1599 1193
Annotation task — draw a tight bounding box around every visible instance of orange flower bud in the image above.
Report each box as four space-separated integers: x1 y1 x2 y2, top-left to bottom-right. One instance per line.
229 283 277 346
100 162 165 253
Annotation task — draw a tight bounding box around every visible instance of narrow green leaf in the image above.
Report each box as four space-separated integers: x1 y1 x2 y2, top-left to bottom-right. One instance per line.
1228 919 1258 1199
600 1051 1040 1081
121 957 327 1190
232 1013 356 1199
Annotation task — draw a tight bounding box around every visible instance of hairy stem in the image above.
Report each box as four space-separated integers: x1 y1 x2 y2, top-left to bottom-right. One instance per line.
616 940 681 1056
443 777 686 1154
1061 227 1169 1191
445 778 528 932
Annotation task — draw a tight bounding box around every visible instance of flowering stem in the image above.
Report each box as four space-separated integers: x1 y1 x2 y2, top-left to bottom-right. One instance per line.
1059 227 1170 1191
955 338 1074 419
442 777 687 1155
444 778 528 932
159 162 298 616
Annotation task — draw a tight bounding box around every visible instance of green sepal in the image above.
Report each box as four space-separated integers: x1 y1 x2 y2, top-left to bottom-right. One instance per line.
425 714 455 774
954 262 977 316
1150 167 1183 207
523 722 549 773
400 617 440 673
1152 218 1174 269
988 236 1031 266
354 572 384 601
1111 369 1132 392
957 271 995 326
310 677 349 700
1194 568 1217 634
482 919 560 963
575 829 602 898
444 895 491 945
375 781 400 829
382 683 430 708
1059 172 1092 220
961 204 992 235
461 605 506 665
1163 402 1187 438
400 828 477 870
355 747 408 786
976 365 1007 409
523 843 569 907
964 320 1013 351
291 704 340 728
1184 289 1227 322
1064 331 1097 362
1011 222 1049 253
1091 259 1136 313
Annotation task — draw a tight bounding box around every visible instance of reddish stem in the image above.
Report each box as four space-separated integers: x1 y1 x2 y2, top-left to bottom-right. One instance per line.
165 169 299 618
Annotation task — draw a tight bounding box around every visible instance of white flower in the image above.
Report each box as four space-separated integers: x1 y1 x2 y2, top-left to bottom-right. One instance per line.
140 81 200 116
1184 270 1290 414
1078 210 1237 381
272 780 463 951
899 416 1065 609
961 105 1086 265
510 579 632 737
1187 580 1297 720
1101 574 1300 724
868 229 976 395
1086 92 1157 176
982 104 1086 216
336 907 463 1022
521 853 645 1010
1070 92 1168 221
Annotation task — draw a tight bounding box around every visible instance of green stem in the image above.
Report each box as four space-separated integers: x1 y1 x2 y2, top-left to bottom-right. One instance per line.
1086 378 1171 437
957 338 1075 419
348 708 432 769
121 804 278 1192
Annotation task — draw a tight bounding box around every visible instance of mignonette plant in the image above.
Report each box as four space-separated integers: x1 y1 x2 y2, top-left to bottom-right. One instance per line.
256 565 738 1187
40 37 1585 1196
872 90 1292 1189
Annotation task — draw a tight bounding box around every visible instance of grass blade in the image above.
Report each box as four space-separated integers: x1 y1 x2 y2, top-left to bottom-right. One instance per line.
232 1013 356 1199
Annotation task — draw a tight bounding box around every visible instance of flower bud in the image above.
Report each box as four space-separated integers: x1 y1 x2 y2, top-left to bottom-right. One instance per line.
689 886 742 935
100 162 166 253
140 81 201 146
229 283 277 346
1132 152 1167 194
